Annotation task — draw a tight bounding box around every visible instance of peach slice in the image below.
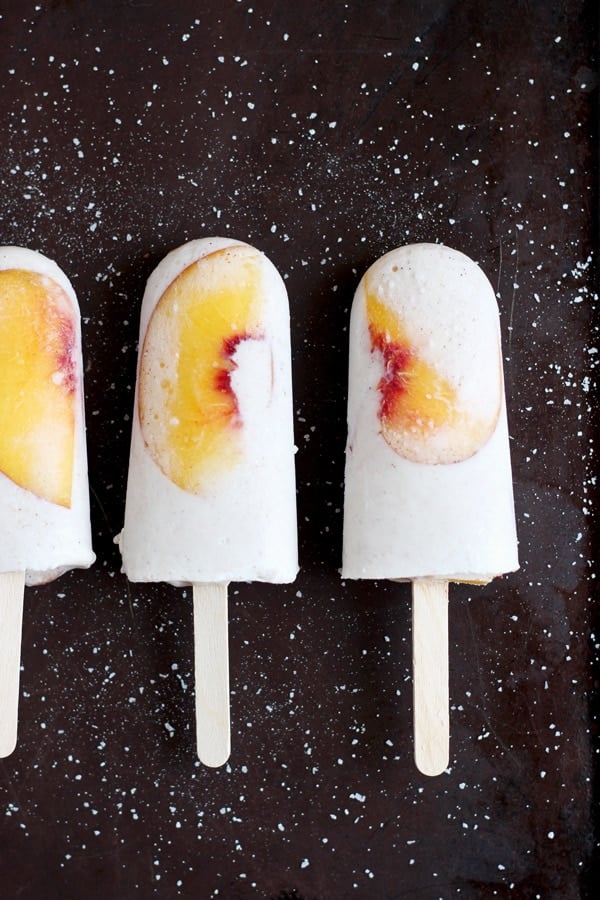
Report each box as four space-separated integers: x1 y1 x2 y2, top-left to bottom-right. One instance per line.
139 245 264 493
0 269 76 507
366 285 500 464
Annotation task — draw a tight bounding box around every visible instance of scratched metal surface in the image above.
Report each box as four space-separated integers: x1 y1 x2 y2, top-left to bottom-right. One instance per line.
0 1 597 897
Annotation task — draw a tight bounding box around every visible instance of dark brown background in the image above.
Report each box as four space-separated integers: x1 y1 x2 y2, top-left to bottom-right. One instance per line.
0 1 597 897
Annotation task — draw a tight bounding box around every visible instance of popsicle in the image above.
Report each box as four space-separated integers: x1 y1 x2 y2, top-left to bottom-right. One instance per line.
117 237 298 765
0 246 95 757
342 242 518 775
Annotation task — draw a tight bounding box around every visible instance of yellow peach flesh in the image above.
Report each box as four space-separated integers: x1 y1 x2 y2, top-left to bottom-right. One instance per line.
0 269 76 507
139 245 263 493
365 286 499 464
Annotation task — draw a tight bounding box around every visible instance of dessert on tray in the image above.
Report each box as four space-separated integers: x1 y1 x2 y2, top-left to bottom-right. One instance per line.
342 242 518 774
117 237 298 765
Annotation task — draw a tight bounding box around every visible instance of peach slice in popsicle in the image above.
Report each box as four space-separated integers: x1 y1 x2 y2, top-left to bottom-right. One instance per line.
365 287 501 466
138 244 263 494
0 269 76 508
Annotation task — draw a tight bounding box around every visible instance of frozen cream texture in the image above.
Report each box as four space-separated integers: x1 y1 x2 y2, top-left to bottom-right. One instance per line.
0 246 95 585
342 243 519 582
117 237 298 585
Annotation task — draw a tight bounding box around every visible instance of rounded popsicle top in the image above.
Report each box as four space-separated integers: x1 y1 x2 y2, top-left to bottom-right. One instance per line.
136 238 290 496
0 245 81 301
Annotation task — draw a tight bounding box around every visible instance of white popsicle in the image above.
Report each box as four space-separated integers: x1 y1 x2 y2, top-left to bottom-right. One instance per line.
342 243 518 775
117 237 298 765
0 246 95 757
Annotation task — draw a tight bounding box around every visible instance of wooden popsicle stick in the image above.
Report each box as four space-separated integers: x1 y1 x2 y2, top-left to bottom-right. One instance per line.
0 571 26 758
412 579 449 776
193 582 230 767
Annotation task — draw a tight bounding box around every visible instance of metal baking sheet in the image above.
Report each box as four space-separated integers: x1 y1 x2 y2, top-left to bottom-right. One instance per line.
1 1 596 896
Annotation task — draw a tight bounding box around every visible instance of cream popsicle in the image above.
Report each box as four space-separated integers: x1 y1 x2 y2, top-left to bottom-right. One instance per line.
117 237 298 764
342 242 518 774
0 246 95 756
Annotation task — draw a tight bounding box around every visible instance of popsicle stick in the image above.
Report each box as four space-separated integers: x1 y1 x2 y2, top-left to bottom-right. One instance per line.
193 582 230 767
0 571 26 758
412 579 449 776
